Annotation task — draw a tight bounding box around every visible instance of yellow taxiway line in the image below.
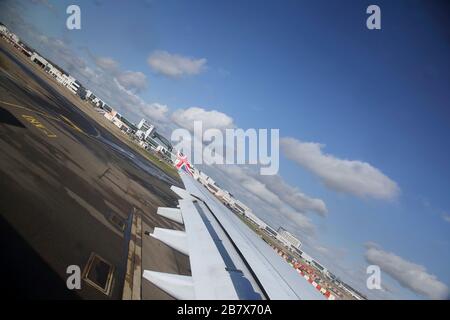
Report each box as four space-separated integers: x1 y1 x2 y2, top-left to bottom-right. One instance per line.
0 100 60 121
0 100 85 135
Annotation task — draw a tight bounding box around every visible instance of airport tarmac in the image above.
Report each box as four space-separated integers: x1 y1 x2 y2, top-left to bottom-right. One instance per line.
0 41 190 299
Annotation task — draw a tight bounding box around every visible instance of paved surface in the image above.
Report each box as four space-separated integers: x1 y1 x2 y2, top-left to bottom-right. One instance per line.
0 40 190 299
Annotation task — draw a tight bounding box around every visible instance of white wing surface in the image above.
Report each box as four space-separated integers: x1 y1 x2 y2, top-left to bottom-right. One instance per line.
143 172 325 300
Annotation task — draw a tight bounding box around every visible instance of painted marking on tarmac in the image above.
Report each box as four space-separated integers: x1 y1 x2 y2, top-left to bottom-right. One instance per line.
0 100 60 121
60 115 84 133
0 100 90 136
21 114 57 138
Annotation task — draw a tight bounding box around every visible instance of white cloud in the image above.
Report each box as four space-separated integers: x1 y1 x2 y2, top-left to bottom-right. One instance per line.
238 173 282 205
256 174 327 216
214 165 317 236
280 137 400 200
112 78 169 122
140 103 169 122
280 207 316 235
364 243 449 299
115 71 148 93
147 50 207 77
30 0 53 10
90 52 149 94
442 214 450 223
95 56 119 72
171 107 234 131
313 244 330 255
30 0 50 5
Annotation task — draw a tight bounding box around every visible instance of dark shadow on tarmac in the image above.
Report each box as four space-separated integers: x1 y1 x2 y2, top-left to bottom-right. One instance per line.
0 107 25 128
0 215 79 300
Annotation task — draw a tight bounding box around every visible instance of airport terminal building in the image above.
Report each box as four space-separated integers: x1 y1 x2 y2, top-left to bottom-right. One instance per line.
277 227 302 249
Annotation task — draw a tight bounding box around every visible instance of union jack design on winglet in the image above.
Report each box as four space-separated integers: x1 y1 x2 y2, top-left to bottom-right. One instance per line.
174 151 193 176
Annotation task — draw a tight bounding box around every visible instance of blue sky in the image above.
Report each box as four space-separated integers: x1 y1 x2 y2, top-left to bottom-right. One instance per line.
1 0 449 299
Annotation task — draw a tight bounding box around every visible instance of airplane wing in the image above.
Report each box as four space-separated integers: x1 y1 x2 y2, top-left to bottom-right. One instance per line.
143 171 325 300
